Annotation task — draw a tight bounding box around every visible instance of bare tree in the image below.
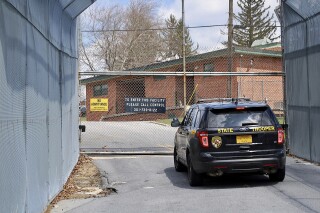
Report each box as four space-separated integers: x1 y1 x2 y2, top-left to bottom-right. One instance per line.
80 4 124 71
120 0 163 69
79 0 163 72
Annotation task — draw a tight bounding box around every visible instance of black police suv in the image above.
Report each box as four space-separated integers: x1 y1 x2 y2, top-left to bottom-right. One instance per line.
171 98 286 186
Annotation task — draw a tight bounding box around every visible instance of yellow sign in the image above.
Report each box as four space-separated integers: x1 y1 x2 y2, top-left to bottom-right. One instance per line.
90 98 108 111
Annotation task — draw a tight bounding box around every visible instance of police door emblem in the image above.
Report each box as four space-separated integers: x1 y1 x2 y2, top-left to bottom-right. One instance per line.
212 136 222 149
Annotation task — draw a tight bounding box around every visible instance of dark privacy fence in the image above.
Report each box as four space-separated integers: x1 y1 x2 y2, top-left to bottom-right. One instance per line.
282 0 320 163
0 0 94 212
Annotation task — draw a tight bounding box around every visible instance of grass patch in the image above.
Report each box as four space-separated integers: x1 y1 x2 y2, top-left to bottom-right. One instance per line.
156 117 183 126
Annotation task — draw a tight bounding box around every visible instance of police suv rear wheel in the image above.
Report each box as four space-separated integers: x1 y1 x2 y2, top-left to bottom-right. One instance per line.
269 167 286 182
187 154 203 186
174 147 185 172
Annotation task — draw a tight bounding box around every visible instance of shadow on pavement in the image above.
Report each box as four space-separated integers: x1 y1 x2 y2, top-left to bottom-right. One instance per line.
164 167 279 189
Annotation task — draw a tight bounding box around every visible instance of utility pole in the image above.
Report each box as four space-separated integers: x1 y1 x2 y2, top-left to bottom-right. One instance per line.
182 0 187 114
227 0 233 98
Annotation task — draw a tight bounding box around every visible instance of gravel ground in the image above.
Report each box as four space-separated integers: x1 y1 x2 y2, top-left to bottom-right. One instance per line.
45 154 113 213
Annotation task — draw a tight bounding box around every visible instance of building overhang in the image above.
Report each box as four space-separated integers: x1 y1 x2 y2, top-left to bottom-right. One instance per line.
59 0 96 19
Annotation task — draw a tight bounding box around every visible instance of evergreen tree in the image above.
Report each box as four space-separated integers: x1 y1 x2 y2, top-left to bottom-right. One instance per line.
233 0 278 47
176 18 198 57
162 14 198 59
162 15 179 59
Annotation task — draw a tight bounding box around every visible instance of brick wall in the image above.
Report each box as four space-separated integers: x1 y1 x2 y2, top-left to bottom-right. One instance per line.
85 54 282 121
101 108 183 121
86 80 115 121
145 76 176 106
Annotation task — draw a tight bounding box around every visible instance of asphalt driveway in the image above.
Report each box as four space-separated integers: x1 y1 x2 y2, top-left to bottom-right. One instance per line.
80 121 177 153
52 155 320 213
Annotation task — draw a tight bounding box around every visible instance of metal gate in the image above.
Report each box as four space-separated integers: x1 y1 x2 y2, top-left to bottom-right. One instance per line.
78 1 284 154
78 64 285 154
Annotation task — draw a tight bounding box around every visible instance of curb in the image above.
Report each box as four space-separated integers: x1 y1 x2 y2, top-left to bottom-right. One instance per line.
148 121 170 127
81 151 173 156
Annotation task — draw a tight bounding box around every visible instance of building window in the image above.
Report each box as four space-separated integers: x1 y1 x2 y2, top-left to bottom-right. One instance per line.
93 84 108 96
204 63 214 72
153 76 166 81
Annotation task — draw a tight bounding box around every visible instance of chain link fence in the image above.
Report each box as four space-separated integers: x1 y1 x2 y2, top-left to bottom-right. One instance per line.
78 1 284 154
79 49 284 153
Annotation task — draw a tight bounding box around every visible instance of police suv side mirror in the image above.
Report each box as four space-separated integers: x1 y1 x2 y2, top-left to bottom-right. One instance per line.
281 124 288 129
79 125 86 132
171 118 180 127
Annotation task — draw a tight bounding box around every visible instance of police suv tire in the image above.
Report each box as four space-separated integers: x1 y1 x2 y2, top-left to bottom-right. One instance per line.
187 154 203 186
269 167 285 182
174 147 185 172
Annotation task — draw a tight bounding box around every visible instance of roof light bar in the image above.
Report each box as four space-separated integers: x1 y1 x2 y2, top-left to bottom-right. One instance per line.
197 97 251 104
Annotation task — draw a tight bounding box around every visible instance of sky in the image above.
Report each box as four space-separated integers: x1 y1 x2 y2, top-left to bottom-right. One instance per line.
88 0 281 52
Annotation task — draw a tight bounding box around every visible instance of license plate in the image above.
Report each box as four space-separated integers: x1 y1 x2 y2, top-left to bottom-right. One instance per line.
236 135 252 144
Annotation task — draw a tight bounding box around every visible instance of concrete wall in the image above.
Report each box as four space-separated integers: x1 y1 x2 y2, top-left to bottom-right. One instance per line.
0 0 91 212
283 0 320 163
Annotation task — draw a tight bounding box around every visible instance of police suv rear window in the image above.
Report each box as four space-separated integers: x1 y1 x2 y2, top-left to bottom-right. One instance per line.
207 107 274 128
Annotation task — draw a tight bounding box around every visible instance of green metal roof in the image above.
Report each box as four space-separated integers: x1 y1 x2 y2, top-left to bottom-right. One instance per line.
80 45 282 85
80 75 120 85
251 42 281 49
234 47 281 57
128 46 281 71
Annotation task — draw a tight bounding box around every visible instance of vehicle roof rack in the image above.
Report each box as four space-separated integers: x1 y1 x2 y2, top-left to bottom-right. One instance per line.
197 97 251 104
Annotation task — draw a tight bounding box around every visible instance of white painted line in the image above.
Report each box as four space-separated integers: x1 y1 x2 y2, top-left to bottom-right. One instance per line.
92 156 138 160
91 155 172 160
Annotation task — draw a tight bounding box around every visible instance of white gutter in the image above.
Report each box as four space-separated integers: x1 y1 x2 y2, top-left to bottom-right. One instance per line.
79 71 284 77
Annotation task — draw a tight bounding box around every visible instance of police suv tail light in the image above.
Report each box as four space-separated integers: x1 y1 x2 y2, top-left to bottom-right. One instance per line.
197 131 209 148
278 128 284 144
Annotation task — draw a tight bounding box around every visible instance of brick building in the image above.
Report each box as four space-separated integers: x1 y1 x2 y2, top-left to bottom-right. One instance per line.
81 43 282 121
